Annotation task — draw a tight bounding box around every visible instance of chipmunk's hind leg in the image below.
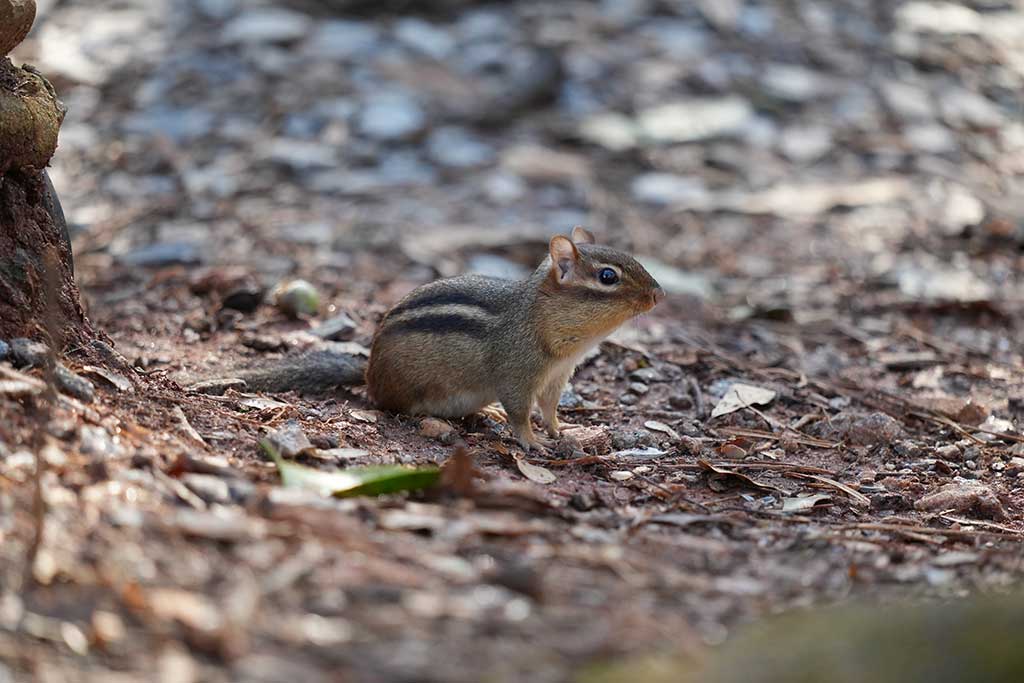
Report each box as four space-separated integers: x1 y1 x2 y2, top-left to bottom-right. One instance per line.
536 370 574 438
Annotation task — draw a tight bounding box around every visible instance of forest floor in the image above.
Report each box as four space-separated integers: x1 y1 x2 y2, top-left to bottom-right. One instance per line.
3 1 1024 681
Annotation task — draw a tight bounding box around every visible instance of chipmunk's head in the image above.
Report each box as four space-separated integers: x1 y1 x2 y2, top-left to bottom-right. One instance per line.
539 227 664 336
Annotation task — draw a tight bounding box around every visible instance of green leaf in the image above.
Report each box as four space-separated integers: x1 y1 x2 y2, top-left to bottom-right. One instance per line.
260 439 440 498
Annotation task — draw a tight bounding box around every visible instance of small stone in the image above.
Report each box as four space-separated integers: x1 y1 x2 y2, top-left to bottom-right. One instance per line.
893 440 922 459
879 80 933 121
274 280 320 318
227 479 256 504
627 382 649 395
631 173 710 208
188 378 246 395
419 418 454 442
312 313 357 341
636 97 754 143
222 8 311 44
426 127 495 169
119 242 202 267
761 64 831 103
558 388 583 409
629 368 664 384
306 20 379 60
55 365 95 403
579 113 638 151
80 425 122 460
357 93 426 142
483 173 526 204
266 420 317 460
182 473 232 506
221 286 264 313
915 480 1007 520
258 139 337 171
668 394 692 410
778 125 832 163
937 185 984 235
9 338 49 369
897 264 992 303
0 339 9 362
679 435 703 455
619 393 640 406
905 124 957 153
935 444 962 461
123 107 216 143
467 254 529 280
611 429 653 450
395 18 455 59
610 470 635 481
635 258 713 298
896 2 983 34
939 87 1005 129
816 411 904 447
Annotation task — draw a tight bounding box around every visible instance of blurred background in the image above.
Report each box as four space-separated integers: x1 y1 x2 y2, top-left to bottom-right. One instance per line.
9 0 1024 344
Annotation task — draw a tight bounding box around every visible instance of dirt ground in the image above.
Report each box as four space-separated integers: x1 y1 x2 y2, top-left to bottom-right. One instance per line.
3 1 1024 681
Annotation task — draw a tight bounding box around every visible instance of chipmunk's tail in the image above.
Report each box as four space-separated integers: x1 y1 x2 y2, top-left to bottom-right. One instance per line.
231 349 367 393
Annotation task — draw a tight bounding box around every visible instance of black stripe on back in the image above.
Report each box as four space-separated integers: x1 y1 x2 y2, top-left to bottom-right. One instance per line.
384 313 490 337
387 288 504 319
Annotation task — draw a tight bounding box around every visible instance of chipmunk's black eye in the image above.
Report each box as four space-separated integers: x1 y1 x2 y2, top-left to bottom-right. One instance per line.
598 268 619 285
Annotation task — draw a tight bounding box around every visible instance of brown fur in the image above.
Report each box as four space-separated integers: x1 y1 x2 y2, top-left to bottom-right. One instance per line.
365 228 663 449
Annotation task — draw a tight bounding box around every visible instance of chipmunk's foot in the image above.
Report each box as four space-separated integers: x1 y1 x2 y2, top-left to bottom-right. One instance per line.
479 403 508 423
517 431 554 454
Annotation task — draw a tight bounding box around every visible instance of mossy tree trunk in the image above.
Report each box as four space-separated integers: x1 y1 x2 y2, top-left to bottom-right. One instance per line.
0 0 91 344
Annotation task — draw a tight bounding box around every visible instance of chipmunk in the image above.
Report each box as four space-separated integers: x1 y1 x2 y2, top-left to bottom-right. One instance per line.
230 227 662 450
365 227 663 450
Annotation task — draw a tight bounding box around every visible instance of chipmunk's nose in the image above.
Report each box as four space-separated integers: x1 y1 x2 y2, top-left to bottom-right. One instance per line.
652 286 665 306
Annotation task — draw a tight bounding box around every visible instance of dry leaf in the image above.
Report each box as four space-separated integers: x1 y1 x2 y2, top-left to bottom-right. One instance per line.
644 420 680 440
350 410 379 423
711 384 777 418
514 455 556 484
698 459 780 493
238 396 290 410
781 493 832 513
265 420 316 458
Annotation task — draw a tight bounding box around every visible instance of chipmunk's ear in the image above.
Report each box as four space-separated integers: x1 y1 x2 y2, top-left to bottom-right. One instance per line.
549 235 579 283
571 226 596 245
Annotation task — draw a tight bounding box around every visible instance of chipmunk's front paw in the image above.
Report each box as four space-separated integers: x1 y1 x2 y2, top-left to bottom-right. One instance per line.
517 432 554 453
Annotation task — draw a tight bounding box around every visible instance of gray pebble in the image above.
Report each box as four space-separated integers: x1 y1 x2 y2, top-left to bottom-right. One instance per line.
627 382 649 395
312 313 357 341
9 338 50 368
558 387 583 409
893 440 922 459
619 393 640 406
227 478 257 504
306 20 379 60
119 242 202 267
182 473 232 506
395 18 456 60
55 365 95 403
426 126 495 168
0 339 11 362
628 367 664 383
357 93 426 142
611 429 654 450
668 394 692 410
222 8 311 45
